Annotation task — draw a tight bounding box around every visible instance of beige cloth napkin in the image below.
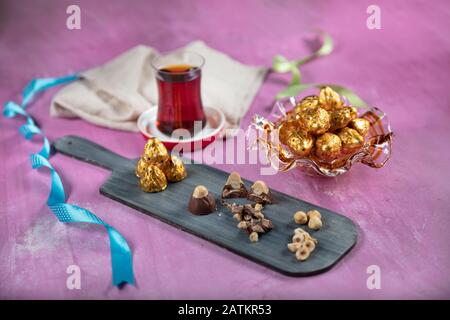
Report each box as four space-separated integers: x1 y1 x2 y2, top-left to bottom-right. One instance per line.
50 41 268 134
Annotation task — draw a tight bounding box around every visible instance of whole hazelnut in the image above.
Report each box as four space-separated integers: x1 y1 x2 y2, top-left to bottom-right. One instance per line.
308 216 323 230
293 211 308 224
307 210 322 219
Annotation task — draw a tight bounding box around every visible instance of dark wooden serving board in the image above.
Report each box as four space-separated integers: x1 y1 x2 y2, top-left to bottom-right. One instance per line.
53 135 357 276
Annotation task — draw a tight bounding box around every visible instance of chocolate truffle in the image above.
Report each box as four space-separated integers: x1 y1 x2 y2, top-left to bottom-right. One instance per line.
247 180 273 204
222 172 247 198
337 127 365 154
298 106 331 135
315 133 342 161
160 155 187 182
139 165 168 193
318 86 344 111
188 185 217 215
329 107 358 131
143 138 170 164
349 118 371 137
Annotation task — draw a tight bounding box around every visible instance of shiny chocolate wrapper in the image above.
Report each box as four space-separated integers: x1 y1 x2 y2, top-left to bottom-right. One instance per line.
139 165 168 193
349 118 370 137
161 156 187 182
319 86 343 111
315 132 342 161
294 95 320 114
143 138 169 163
329 107 358 131
278 121 314 157
337 127 364 153
135 157 149 178
298 106 331 135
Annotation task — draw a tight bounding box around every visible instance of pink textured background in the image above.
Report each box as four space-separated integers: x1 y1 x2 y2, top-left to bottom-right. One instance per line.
1 0 449 299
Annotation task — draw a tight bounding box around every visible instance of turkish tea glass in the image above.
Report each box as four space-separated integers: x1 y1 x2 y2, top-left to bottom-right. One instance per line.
152 52 206 136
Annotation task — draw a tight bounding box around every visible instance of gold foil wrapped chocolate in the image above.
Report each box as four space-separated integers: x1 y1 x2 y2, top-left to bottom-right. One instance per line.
143 138 169 163
161 156 187 182
349 118 370 137
298 107 331 135
329 107 358 131
337 127 364 154
139 165 168 193
293 95 320 114
278 121 314 157
136 138 187 193
250 86 393 176
135 158 149 178
319 86 343 110
315 133 342 161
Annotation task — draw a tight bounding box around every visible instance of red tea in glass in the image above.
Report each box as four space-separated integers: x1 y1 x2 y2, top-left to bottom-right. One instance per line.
152 52 206 135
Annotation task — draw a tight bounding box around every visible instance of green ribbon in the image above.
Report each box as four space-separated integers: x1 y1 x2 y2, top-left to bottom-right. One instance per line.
271 30 368 107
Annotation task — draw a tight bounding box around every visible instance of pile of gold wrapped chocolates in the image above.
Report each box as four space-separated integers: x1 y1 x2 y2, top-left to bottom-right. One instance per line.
135 138 187 192
278 86 371 163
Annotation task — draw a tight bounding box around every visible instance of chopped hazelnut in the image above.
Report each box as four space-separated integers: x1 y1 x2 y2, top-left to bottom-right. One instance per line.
287 242 301 253
237 221 248 229
295 246 311 261
249 232 259 242
304 239 316 252
292 233 305 243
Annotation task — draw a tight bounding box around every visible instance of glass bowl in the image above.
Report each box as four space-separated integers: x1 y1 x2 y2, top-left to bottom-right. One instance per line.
247 96 393 177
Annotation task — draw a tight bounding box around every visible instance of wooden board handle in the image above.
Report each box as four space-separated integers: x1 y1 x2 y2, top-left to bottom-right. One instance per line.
53 135 129 171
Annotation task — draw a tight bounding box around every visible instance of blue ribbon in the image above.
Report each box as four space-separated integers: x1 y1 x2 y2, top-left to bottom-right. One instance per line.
3 75 135 287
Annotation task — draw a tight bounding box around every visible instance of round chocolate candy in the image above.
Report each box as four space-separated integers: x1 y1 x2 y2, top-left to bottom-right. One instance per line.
329 107 358 131
188 185 217 215
349 118 371 137
160 156 187 182
139 165 168 193
286 132 314 157
337 127 364 153
293 95 320 114
135 157 148 178
278 121 298 145
298 106 331 135
278 121 314 157
315 133 342 161
318 86 343 111
143 138 169 163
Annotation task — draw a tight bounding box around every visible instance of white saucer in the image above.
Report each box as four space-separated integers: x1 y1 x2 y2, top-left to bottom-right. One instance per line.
137 105 225 150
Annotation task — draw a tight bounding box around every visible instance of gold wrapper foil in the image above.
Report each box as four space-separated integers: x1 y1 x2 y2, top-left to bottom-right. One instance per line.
135 157 149 178
161 156 187 182
319 86 343 110
139 165 168 193
315 133 342 161
349 118 370 137
286 132 314 157
337 127 364 153
278 121 298 145
277 121 314 157
329 107 358 131
143 138 169 163
298 107 331 135
294 95 320 114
